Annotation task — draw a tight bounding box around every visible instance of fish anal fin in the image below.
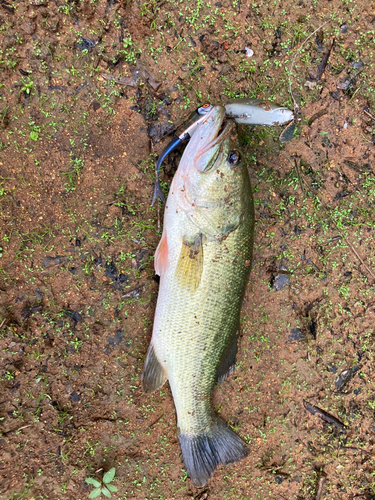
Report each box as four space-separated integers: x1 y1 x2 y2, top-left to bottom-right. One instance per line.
154 229 169 276
179 417 248 488
176 234 203 292
141 344 167 394
217 332 238 384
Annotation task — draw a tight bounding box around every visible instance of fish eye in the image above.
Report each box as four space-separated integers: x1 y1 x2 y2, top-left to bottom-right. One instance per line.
197 103 213 115
228 150 241 166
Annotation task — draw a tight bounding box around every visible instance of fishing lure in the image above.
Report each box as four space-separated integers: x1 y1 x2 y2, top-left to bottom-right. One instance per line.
151 104 213 205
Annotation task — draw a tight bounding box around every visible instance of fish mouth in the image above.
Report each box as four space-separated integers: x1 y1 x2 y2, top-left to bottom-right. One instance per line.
194 105 234 159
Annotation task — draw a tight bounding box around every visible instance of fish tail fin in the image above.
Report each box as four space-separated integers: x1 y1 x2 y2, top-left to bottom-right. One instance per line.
178 418 248 488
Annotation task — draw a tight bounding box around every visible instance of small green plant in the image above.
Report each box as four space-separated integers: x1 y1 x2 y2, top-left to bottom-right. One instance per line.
20 77 34 95
85 468 117 498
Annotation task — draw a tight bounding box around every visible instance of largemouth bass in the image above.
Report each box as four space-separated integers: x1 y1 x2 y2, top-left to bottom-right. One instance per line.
142 105 254 487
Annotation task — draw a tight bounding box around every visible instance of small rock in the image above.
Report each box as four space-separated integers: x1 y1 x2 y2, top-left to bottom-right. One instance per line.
330 91 341 101
279 120 295 143
337 79 351 90
105 261 118 280
335 366 360 391
76 37 97 52
133 248 149 271
218 63 232 76
148 123 175 143
0 106 9 129
309 318 317 339
304 80 317 90
200 34 228 63
288 328 305 342
42 256 63 267
271 266 290 291
35 288 43 301
327 363 337 373
21 305 43 319
122 286 143 299
272 273 289 290
107 330 125 347
64 309 82 323
70 391 80 402
21 22 36 35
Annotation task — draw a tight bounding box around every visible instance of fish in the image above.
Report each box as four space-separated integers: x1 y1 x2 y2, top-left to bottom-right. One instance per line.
142 105 254 487
152 99 294 204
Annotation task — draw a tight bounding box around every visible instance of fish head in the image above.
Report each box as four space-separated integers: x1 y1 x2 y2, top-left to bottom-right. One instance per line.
173 105 252 237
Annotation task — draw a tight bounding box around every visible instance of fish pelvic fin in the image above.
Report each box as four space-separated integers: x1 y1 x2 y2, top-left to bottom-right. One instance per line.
175 234 203 292
154 229 169 276
179 418 249 488
141 344 167 393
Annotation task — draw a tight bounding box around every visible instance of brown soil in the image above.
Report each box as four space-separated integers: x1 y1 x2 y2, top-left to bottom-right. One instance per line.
1 0 375 499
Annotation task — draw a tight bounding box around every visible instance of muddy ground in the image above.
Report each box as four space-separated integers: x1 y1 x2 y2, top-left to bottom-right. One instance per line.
1 0 375 499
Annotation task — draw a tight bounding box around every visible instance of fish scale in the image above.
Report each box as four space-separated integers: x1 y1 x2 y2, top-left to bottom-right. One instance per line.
142 105 254 487
157 241 249 432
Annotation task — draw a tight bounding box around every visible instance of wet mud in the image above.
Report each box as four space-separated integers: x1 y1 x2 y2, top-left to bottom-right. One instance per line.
1 0 375 499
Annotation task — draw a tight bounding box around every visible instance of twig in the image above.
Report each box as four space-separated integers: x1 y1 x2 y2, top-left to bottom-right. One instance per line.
148 412 164 428
363 109 375 121
303 400 347 431
281 151 307 193
316 39 335 81
2 424 34 435
315 477 326 500
43 441 65 455
340 445 372 456
340 235 375 280
288 21 330 114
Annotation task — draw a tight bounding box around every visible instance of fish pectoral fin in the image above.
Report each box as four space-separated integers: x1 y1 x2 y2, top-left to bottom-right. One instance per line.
217 332 238 384
175 234 203 292
141 344 167 394
154 229 169 277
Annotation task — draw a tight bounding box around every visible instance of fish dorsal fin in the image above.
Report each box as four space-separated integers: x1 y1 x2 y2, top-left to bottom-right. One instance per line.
176 234 203 292
141 343 167 394
154 229 169 276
